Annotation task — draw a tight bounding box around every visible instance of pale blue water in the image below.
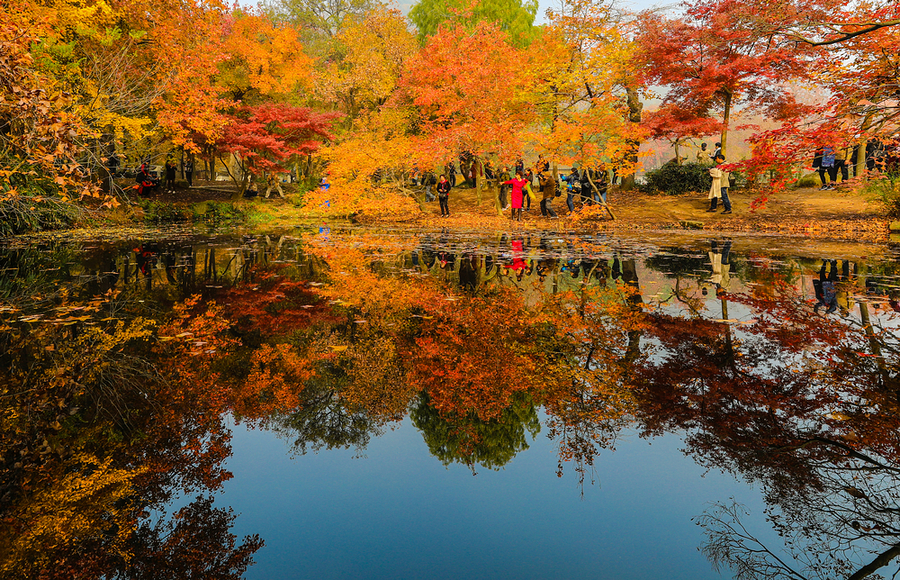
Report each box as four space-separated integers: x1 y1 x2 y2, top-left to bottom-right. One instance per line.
223 416 772 580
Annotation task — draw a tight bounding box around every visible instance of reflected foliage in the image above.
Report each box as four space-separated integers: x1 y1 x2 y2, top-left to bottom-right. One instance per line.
411 392 540 471
3 231 900 578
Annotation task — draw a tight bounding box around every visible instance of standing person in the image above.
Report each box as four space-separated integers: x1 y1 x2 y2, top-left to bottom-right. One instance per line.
812 146 825 188
164 158 177 193
564 167 580 213
710 142 722 162
515 157 524 177
448 161 457 187
264 172 285 199
834 147 850 183
696 143 708 164
436 174 451 217
460 157 470 188
538 172 558 218
579 167 593 205
821 146 836 190
826 146 849 187
498 165 511 210
484 161 495 181
707 154 731 214
502 171 529 221
594 165 609 204
524 168 535 211
424 171 436 202
184 158 194 187
536 154 550 174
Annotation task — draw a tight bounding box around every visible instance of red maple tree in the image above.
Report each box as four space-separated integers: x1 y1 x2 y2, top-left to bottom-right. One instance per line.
216 103 341 194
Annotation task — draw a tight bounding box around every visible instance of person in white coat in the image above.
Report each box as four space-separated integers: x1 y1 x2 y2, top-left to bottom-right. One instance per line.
706 155 732 214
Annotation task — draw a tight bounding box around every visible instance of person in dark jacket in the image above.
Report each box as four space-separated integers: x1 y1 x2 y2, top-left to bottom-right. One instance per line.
184 159 194 187
436 174 451 217
564 167 581 213
579 168 593 205
812 146 827 188
164 159 177 193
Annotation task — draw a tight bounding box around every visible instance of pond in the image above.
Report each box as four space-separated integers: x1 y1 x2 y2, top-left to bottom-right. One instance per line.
2 225 900 580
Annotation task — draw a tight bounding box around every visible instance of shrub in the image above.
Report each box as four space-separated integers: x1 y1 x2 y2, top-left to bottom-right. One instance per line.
860 175 900 218
793 172 821 189
640 162 712 196
0 166 84 235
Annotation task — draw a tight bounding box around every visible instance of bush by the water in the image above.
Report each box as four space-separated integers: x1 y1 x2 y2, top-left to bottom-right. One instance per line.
640 162 712 196
0 166 84 236
140 200 249 225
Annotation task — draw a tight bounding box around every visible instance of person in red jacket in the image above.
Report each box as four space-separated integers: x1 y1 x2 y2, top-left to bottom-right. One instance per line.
502 171 529 221
135 163 158 195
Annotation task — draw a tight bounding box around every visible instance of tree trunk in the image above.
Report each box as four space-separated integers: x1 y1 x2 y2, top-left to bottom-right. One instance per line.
621 86 643 191
720 89 732 160
475 158 483 206
586 172 616 220
847 544 900 580
856 112 873 180
99 128 115 194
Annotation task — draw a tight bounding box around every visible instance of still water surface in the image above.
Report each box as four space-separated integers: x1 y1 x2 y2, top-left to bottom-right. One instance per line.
2 226 899 580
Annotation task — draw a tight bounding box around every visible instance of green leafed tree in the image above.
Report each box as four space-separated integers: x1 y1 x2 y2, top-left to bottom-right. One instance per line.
408 0 539 46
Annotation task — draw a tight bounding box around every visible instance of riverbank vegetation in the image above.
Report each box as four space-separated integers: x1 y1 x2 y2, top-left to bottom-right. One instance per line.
2 0 900 232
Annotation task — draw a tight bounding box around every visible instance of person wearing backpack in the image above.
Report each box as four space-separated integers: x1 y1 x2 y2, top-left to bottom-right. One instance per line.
538 172 558 218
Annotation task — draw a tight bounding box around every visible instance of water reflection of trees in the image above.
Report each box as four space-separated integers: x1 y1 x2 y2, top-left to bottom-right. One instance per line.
631 271 900 580
0 248 264 579
411 392 540 472
4 230 900 579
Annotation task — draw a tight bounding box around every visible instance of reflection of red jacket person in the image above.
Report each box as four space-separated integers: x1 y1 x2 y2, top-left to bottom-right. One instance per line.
502 177 528 209
511 239 526 271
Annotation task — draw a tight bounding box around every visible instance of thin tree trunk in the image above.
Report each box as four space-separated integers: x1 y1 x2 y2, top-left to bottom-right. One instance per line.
621 86 643 190
586 172 616 220
856 112 873 179
720 89 732 160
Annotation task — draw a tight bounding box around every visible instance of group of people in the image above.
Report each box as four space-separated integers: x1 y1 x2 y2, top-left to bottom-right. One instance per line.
812 146 849 190
562 165 610 212
134 158 195 196
431 154 612 221
811 140 899 190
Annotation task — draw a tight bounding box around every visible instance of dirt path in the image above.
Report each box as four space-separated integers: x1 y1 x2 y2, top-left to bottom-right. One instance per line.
379 183 892 243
